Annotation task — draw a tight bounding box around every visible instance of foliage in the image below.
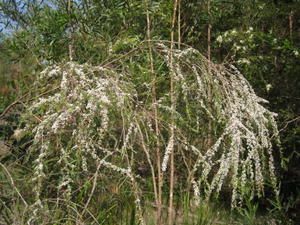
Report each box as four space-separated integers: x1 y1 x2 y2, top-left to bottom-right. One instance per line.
10 41 279 224
0 0 300 224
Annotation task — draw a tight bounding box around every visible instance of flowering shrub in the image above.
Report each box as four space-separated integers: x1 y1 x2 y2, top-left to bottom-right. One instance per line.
22 43 280 223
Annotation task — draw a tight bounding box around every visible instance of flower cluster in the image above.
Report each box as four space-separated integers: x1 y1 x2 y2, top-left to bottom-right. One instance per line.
23 62 145 223
157 44 280 208
215 27 256 66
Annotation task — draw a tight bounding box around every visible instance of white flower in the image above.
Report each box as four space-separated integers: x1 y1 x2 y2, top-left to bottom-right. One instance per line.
216 35 223 43
100 95 110 104
12 129 25 141
293 50 299 56
266 84 272 92
238 58 250 65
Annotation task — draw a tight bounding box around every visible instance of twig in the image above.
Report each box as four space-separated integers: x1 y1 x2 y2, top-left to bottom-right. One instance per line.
81 152 115 219
144 2 163 223
46 198 99 225
29 85 60 101
0 93 29 119
278 116 300 134
136 121 158 205
0 162 28 207
0 85 59 120
80 161 102 218
168 1 179 224
101 39 193 68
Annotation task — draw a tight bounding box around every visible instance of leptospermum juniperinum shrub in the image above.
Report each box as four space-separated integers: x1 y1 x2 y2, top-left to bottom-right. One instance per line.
23 43 280 223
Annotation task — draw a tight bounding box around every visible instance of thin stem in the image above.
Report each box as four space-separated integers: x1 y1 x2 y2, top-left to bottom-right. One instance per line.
136 122 158 206
207 0 212 148
168 1 178 224
178 0 181 49
101 39 193 68
68 0 74 61
80 153 113 218
0 162 28 207
207 0 211 63
289 10 294 39
145 1 163 224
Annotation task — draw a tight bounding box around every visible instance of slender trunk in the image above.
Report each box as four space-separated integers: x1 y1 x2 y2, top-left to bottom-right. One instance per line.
136 122 158 211
155 100 163 225
68 0 74 61
178 0 181 49
168 1 178 224
289 10 294 39
125 152 145 225
207 0 212 148
207 0 211 63
145 1 163 224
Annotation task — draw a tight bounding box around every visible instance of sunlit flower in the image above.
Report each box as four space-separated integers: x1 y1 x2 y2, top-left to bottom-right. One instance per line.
266 84 272 92
216 35 223 43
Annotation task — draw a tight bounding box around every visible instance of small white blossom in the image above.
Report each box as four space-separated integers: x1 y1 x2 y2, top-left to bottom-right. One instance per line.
266 84 272 92
238 58 251 65
231 29 237 35
293 50 299 56
12 129 25 141
216 35 223 43
236 46 241 51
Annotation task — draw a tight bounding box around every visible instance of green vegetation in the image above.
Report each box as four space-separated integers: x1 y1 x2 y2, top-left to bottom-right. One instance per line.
0 0 299 224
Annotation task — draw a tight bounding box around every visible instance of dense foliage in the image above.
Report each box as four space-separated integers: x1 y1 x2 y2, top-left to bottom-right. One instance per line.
1 0 299 224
